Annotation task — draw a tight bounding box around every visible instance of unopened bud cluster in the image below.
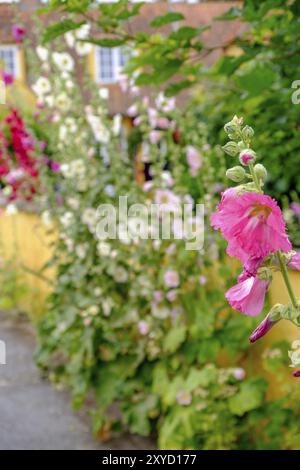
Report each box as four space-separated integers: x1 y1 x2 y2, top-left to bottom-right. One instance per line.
222 116 268 192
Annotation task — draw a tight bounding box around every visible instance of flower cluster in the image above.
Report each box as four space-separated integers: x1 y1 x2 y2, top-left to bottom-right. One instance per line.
0 109 40 202
211 116 300 374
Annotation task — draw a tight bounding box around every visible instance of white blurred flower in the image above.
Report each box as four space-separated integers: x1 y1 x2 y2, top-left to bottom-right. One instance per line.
114 266 128 283
36 46 49 62
97 242 111 256
82 207 97 228
75 41 92 56
65 31 76 48
55 93 71 112
52 52 74 72
75 24 91 40
88 305 99 316
113 114 122 136
99 88 109 100
86 114 110 143
60 211 74 228
5 203 18 216
32 77 51 97
76 243 88 259
41 210 52 226
67 197 80 210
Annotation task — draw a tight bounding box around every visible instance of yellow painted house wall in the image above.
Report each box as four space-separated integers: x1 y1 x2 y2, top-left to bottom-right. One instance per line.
0 212 56 320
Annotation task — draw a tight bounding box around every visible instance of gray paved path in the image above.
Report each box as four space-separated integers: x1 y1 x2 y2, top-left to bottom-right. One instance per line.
0 313 153 450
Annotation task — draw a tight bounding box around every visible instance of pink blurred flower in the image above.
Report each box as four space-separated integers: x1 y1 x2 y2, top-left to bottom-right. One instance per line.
186 145 202 177
138 320 150 336
166 290 177 302
240 152 255 165
1 71 14 86
149 130 162 145
127 104 137 117
198 275 207 285
290 202 300 222
211 191 292 264
232 368 246 380
289 252 300 270
164 270 180 288
153 291 163 303
12 25 26 43
226 276 269 317
293 370 300 378
157 117 171 130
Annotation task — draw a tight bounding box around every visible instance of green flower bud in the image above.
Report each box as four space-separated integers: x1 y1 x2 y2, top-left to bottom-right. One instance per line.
268 303 286 322
226 166 246 183
242 125 254 143
257 266 273 281
222 141 239 156
254 164 267 181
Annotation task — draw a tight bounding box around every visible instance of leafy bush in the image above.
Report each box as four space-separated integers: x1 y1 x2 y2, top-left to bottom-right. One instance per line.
25 28 300 449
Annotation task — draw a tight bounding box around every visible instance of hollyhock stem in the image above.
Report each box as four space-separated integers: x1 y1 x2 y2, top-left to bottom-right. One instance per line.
277 251 298 309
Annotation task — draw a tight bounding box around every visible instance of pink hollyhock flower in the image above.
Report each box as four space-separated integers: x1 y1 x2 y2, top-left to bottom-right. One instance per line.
289 252 300 270
1 71 14 86
211 191 292 263
153 291 163 303
226 276 269 316
293 370 300 378
157 117 171 130
164 270 180 288
249 313 276 342
138 320 150 336
239 152 255 165
232 368 246 380
186 145 202 177
149 130 162 145
50 160 60 172
166 289 177 302
12 25 26 43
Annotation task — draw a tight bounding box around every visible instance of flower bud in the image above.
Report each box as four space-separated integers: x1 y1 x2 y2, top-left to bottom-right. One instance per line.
222 141 239 156
257 266 273 281
239 148 256 166
254 164 267 182
242 125 254 142
226 166 246 183
249 313 277 343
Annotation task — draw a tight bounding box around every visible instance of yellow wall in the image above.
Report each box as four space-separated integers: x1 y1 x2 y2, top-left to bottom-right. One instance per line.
0 212 56 320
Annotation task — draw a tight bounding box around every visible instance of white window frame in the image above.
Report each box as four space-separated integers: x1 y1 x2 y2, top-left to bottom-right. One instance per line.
0 45 20 79
95 46 127 84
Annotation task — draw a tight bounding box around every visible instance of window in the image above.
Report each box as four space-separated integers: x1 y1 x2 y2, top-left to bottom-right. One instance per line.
0 46 19 78
95 47 129 84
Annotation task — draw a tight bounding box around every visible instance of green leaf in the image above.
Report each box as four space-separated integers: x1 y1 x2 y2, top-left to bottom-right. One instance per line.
229 379 267 416
150 12 185 28
165 80 194 97
163 325 186 353
84 38 126 48
169 26 204 42
43 19 85 43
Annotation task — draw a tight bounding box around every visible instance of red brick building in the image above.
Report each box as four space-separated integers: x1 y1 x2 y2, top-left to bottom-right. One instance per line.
0 1 244 114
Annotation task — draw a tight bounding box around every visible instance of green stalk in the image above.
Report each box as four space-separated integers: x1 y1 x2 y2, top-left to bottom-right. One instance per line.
277 251 298 309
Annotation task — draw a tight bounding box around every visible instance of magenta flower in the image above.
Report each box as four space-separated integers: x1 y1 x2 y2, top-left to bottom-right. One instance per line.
289 252 300 270
1 71 14 86
12 25 26 43
164 270 180 288
211 191 292 263
226 275 269 316
293 370 300 378
249 313 276 342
